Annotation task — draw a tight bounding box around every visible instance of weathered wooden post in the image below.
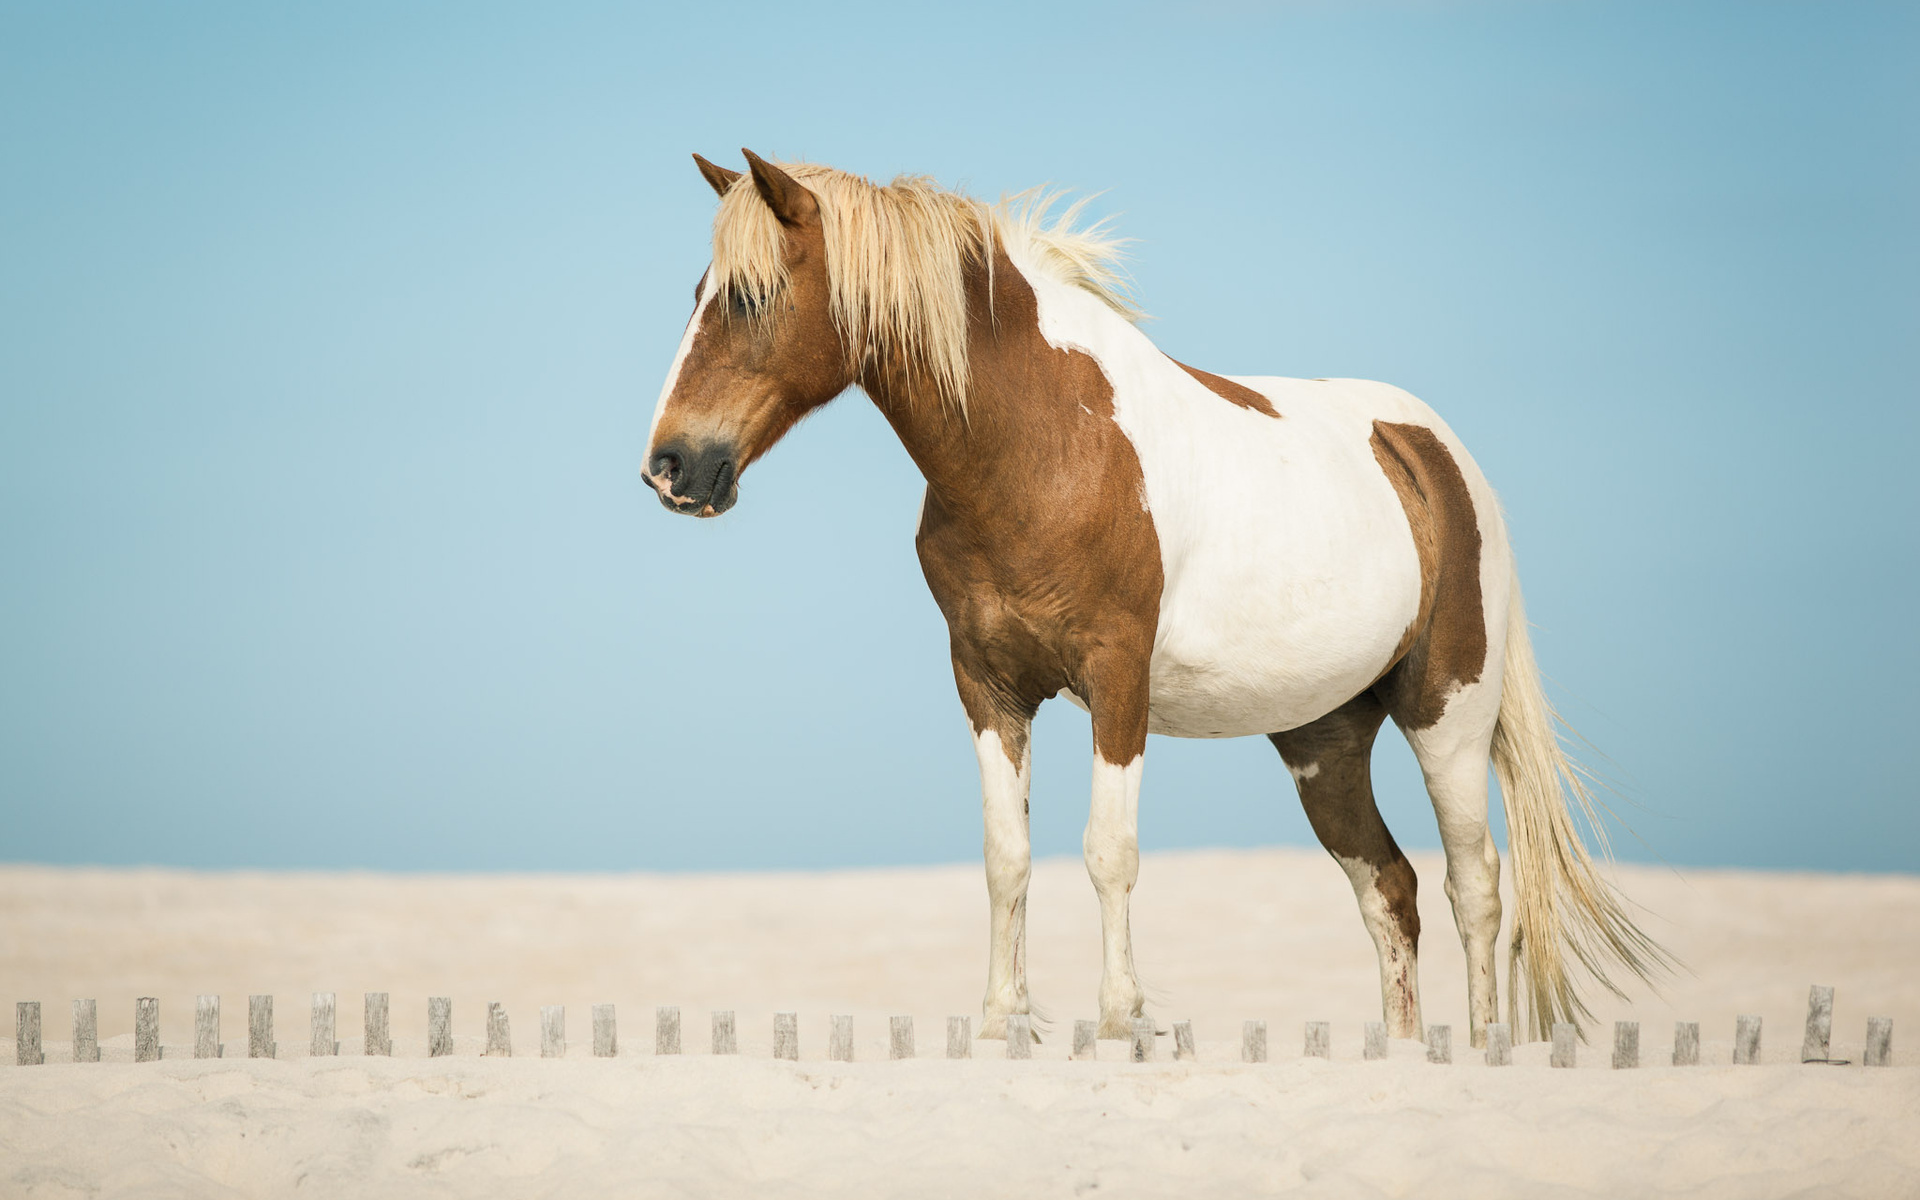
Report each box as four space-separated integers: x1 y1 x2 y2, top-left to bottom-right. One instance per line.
1550 1022 1576 1068
1613 1021 1639 1069
709 1010 734 1056
1673 1022 1700 1066
946 1016 971 1059
193 995 220 1059
15 1002 43 1066
1484 1023 1511 1066
829 1014 855 1062
656 1006 682 1056
540 1006 565 1058
1864 1017 1892 1067
1130 1017 1154 1063
364 993 391 1057
889 1016 914 1060
594 1004 619 1057
1801 985 1834 1062
136 996 162 1061
1072 1019 1098 1060
1174 1020 1196 1062
245 995 271 1060
773 1012 798 1061
311 993 338 1057
1734 1014 1762 1065
428 997 453 1057
73 998 99 1063
1304 1021 1331 1060
1426 1025 1452 1064
1242 1020 1268 1064
1007 1014 1034 1060
485 1002 511 1056
1364 1022 1388 1061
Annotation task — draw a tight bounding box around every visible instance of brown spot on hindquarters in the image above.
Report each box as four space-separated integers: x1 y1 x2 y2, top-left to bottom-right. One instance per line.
1166 355 1281 418
1368 420 1487 730
1270 693 1421 952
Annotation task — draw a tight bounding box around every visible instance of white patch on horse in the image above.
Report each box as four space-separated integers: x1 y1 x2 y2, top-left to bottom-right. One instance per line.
1288 760 1320 783
972 726 1033 1036
1007 251 1439 740
1085 753 1146 1035
644 269 719 460
1332 852 1422 1036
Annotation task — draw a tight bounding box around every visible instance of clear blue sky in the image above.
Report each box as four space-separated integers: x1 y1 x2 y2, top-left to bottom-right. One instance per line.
2 1 1914 873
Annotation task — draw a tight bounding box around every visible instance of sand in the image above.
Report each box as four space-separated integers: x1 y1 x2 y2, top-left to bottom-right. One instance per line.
2 848 1916 1198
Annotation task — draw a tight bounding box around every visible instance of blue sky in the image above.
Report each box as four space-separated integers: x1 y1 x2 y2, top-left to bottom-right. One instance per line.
1 1 1914 873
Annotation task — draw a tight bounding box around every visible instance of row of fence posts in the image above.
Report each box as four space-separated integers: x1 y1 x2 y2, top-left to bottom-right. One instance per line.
10 985 1895 1068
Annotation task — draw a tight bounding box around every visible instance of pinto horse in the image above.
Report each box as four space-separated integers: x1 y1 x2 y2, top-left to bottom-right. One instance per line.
644 151 1665 1045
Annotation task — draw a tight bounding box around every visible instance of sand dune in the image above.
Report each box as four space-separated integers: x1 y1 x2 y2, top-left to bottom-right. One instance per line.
2 848 1916 1197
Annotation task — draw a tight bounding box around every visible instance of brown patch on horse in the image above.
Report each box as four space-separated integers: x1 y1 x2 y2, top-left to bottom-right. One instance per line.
1269 693 1421 1026
1368 420 1487 729
1166 356 1281 418
878 247 1163 767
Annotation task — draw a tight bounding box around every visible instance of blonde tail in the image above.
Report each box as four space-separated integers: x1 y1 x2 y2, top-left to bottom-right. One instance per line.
1490 569 1673 1041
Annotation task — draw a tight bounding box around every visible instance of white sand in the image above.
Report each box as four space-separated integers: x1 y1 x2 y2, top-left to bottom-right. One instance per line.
2 848 1916 1197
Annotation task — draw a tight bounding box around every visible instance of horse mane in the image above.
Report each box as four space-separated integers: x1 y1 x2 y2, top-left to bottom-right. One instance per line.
710 161 1139 411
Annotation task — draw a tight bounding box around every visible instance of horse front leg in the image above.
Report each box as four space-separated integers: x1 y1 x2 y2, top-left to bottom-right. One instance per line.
958 677 1037 1040
1084 665 1151 1039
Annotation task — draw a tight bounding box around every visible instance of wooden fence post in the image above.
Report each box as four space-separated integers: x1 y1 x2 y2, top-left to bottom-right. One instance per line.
1864 1017 1892 1067
773 1012 798 1061
541 1006 565 1058
709 1010 734 1057
1007 1014 1033 1060
1364 1022 1387 1061
1242 1020 1268 1064
829 1014 855 1062
1130 1017 1154 1063
1734 1014 1762 1065
1484 1023 1511 1066
1801 985 1834 1062
656 1006 681 1056
428 997 453 1057
1673 1022 1700 1066
889 1016 914 1060
1304 1021 1330 1060
1072 1019 1098 1060
245 995 272 1060
946 1016 971 1059
311 993 337 1057
485 1002 511 1056
15 1002 42 1066
1426 1025 1451 1064
73 998 99 1063
1174 1020 1196 1062
595 1004 619 1057
365 993 391 1057
1613 1021 1639 1069
1551 1022 1576 1068
137 996 162 1062
193 995 220 1059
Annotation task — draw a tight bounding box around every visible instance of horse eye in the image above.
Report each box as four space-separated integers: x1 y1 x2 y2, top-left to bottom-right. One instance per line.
730 288 760 317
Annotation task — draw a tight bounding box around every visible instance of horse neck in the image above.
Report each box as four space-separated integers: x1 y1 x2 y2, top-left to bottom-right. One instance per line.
858 247 1131 526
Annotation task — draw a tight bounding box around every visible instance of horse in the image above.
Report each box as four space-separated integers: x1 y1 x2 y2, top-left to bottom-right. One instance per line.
642 149 1667 1045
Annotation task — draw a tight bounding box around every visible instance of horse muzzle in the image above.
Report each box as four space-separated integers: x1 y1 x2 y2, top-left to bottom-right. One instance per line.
645 441 740 518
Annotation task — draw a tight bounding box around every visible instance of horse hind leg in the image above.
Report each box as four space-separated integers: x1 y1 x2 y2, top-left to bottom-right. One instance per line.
1269 693 1423 1039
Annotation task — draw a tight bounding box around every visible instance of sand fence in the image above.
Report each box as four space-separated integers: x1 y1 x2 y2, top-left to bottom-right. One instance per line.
10 984 1894 1069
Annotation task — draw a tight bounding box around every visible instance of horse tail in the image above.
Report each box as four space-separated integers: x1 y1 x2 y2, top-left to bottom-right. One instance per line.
1489 567 1672 1041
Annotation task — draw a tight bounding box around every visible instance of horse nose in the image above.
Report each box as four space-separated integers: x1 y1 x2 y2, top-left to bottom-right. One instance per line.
648 450 682 487
647 441 739 517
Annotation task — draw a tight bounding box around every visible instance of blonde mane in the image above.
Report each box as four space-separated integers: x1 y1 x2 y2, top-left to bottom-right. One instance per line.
710 162 1138 410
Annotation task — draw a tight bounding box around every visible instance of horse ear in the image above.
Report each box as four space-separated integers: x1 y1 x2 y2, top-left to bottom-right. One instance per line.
741 148 818 227
692 153 741 199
